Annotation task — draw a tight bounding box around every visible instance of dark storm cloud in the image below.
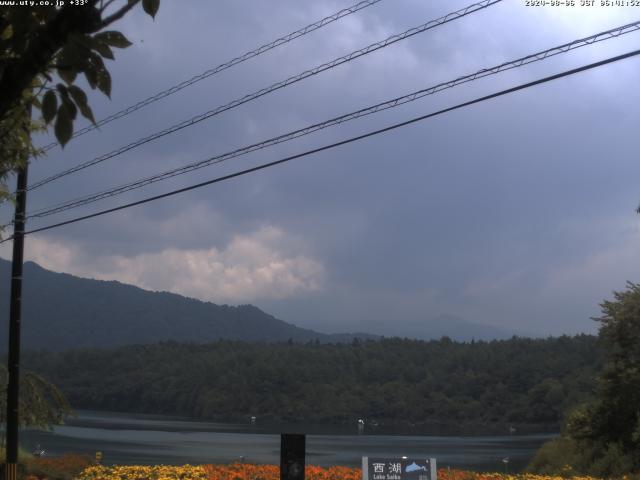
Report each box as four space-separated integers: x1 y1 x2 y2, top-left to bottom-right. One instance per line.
2 0 640 337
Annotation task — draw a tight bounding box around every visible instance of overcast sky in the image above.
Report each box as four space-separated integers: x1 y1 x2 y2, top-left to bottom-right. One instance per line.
2 0 640 337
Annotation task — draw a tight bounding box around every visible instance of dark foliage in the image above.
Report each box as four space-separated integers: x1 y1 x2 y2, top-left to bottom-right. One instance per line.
529 282 640 477
24 335 600 433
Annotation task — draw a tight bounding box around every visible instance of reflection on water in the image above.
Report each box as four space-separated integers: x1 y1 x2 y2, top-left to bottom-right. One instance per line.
22 411 555 472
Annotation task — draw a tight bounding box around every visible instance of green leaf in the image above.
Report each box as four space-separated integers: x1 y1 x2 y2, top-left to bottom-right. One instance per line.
63 96 77 120
142 0 160 19
93 31 132 49
77 33 114 60
57 84 77 121
56 43 82 84
90 53 112 97
92 40 114 60
83 58 98 89
56 83 68 98
57 66 77 85
68 85 96 125
98 67 112 98
1 24 13 40
42 90 57 124
54 103 73 147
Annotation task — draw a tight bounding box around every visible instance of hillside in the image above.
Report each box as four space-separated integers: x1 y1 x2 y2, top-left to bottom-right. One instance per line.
0 259 372 350
0 259 520 349
24 335 601 433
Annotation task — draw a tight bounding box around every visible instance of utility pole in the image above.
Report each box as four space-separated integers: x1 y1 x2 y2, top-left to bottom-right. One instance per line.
4 156 29 479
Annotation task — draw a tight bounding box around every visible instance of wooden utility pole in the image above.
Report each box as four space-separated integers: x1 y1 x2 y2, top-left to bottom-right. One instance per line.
4 162 28 480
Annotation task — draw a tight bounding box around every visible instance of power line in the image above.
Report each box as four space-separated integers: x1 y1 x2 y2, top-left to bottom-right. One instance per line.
28 0 502 191
38 0 385 153
24 19 640 221
6 47 638 242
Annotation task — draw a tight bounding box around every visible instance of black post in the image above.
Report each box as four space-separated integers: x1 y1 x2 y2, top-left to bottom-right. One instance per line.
4 164 28 480
280 434 305 480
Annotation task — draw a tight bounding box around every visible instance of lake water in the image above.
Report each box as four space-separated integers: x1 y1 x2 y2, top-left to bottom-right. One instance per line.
22 410 555 472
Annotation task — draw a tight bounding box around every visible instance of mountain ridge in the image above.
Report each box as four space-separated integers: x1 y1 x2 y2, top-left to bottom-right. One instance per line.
0 258 516 350
0 259 376 350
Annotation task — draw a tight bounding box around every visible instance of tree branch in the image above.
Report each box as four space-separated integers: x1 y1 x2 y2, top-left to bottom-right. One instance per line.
98 0 141 29
99 0 119 13
0 4 104 119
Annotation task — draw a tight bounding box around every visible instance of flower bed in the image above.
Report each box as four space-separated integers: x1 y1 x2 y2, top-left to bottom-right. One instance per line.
70 464 620 480
437 471 600 480
25 459 635 480
74 464 360 480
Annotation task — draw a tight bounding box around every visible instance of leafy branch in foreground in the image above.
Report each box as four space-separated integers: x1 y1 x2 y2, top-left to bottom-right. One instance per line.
0 363 73 430
0 0 160 217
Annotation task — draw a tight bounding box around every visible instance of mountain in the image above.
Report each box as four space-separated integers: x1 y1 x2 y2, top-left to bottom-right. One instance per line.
389 314 525 341
0 259 373 350
0 259 520 350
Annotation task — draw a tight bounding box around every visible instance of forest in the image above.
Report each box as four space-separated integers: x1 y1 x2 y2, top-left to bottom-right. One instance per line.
23 335 600 434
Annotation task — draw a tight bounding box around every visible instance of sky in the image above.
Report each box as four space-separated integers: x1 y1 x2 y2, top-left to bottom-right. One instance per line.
2 0 640 338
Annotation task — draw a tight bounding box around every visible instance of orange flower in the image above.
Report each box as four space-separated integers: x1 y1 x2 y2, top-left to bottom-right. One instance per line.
202 464 361 480
29 453 95 479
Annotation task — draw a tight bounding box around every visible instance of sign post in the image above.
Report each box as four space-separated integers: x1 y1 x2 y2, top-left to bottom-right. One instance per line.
362 457 437 480
280 434 305 480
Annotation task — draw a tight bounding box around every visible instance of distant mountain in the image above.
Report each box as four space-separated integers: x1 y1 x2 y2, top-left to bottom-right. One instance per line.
389 314 524 341
0 259 521 350
0 259 374 351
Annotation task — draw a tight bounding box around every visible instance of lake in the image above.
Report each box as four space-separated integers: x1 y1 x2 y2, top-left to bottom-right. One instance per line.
22 410 555 472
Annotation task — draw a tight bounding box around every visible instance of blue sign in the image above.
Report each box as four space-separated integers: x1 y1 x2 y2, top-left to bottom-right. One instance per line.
362 457 436 480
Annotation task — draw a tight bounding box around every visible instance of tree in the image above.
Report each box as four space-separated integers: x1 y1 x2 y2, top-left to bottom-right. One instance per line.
0 0 160 203
530 282 640 477
583 282 640 468
0 363 72 432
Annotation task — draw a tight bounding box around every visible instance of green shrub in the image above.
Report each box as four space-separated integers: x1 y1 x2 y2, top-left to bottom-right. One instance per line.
526 437 583 477
588 443 635 479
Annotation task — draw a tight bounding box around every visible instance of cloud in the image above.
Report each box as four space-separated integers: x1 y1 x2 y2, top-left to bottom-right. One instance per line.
542 218 640 308
457 216 640 334
3 0 640 338
1 226 325 304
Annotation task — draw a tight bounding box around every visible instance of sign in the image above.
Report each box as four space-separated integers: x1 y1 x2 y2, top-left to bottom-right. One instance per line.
362 457 436 480
280 434 305 480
